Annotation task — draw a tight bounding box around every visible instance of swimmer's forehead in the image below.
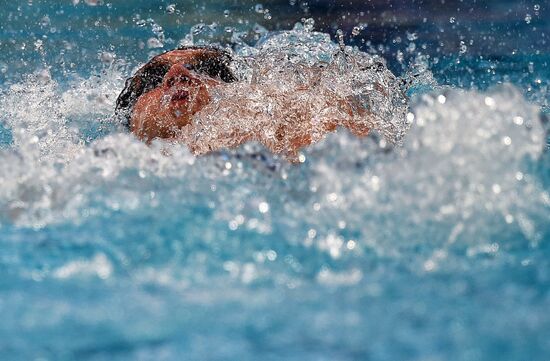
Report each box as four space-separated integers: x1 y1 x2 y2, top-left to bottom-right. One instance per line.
153 46 237 83
156 47 229 66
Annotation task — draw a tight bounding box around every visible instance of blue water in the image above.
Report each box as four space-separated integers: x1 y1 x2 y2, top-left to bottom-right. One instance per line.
0 1 549 360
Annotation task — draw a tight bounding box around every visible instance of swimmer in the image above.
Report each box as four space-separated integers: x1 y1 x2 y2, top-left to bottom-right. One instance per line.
116 45 395 160
115 46 236 141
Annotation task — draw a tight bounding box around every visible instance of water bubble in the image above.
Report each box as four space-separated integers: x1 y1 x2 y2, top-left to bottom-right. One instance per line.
525 14 532 24
534 4 540 11
37 69 51 82
515 172 524 181
449 17 456 24
459 41 468 54
513 116 524 125
192 23 206 35
40 15 51 27
258 202 269 213
224 9 230 17
396 50 404 63
166 4 176 14
303 17 315 32
255 4 264 13
484 96 496 108
406 32 418 41
147 38 163 49
34 39 43 51
99 51 115 63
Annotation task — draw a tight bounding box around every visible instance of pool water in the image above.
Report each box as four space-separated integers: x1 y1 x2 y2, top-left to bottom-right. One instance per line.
0 1 549 360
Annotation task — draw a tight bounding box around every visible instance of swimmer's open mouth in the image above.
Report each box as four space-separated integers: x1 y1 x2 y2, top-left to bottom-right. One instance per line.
171 89 189 102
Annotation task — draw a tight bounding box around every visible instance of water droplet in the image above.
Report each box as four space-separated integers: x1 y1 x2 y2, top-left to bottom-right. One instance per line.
406 32 418 41
147 38 163 49
459 41 467 54
484 97 496 108
303 17 315 31
99 51 115 63
513 116 524 125
34 39 43 51
258 202 270 213
166 4 176 14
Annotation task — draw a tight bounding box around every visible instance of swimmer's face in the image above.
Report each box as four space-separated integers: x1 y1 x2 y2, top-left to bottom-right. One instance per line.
130 65 217 141
117 46 235 142
162 64 216 116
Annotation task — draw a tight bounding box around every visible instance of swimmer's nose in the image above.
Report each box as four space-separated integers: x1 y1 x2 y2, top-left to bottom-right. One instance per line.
166 75 191 88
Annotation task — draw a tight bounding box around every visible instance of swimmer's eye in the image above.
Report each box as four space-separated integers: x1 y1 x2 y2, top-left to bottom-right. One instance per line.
166 75 191 87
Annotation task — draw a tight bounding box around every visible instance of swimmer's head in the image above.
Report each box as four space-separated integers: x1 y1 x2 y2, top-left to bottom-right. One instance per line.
115 46 236 129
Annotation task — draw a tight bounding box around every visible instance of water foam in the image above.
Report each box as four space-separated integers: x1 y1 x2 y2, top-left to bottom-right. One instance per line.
183 28 412 159
0 64 546 247
0 28 549 361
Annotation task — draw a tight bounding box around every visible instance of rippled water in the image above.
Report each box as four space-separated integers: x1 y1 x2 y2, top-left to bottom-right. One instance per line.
0 1 549 360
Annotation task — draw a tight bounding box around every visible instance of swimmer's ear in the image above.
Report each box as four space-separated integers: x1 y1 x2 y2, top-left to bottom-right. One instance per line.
177 45 237 83
115 58 172 128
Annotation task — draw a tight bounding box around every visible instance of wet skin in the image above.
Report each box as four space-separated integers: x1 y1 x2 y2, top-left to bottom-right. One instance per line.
131 64 219 142
117 47 370 156
115 47 235 142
